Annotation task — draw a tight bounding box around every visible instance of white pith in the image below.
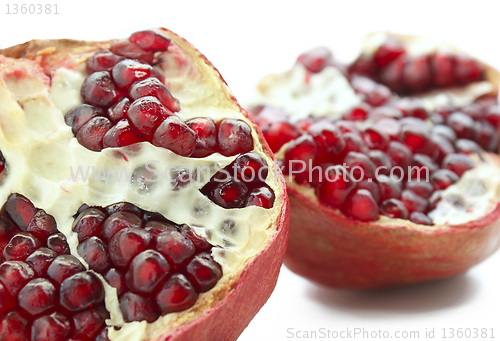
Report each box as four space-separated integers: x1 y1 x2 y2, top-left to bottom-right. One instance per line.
0 32 281 341
249 35 500 228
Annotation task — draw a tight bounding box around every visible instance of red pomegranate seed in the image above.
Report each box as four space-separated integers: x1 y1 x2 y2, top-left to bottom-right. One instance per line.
60 271 105 311
409 211 433 225
261 120 302 153
343 104 370 121
343 151 377 180
442 153 474 176
0 282 14 314
348 55 378 78
130 77 180 113
405 181 434 198
144 221 177 239
86 50 125 74
485 105 500 129
186 253 222 293
342 189 379 222
394 98 428 120
108 97 130 123
156 274 198 314
180 225 211 253
129 30 171 52
233 152 269 183
95 327 110 341
341 132 368 156
25 248 58 276
31 312 71 341
47 255 85 284
105 202 142 216
77 237 110 273
0 310 29 340
410 154 438 181
0 261 35 295
156 230 195 267
217 119 254 156
462 103 484 120
447 112 475 139
109 227 151 268
25 210 57 243
4 194 38 231
370 107 403 121
186 117 217 157
374 38 406 68
308 122 346 156
103 119 145 148
401 189 428 214
433 124 457 142
207 179 249 209
46 233 70 255
73 306 108 341
372 118 402 141
296 47 333 73
474 121 499 151
357 179 381 203
365 85 391 107
363 126 389 150
2 233 41 261
112 59 164 89
386 141 413 178
369 150 392 176
152 116 197 156
403 56 432 92
377 174 403 201
455 139 483 155
126 250 170 292
109 39 155 64
315 166 356 208
127 96 172 139
431 50 455 87
81 71 121 108
120 292 160 323
104 268 126 296
379 56 406 92
245 186 275 208
18 278 56 315
335 120 359 135
454 54 483 84
65 104 105 135
431 169 459 190
101 212 142 242
252 106 288 126
380 198 409 219
430 134 455 163
400 124 431 154
76 116 112 152
0 216 16 254
72 208 107 242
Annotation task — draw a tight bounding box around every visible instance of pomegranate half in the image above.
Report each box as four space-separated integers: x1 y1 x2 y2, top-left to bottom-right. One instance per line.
249 33 500 289
0 28 288 340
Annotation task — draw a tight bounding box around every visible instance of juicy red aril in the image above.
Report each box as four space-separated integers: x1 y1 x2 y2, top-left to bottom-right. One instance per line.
60 271 105 311
46 233 70 255
363 126 389 150
245 186 275 209
431 169 459 190
431 50 455 87
447 112 475 139
26 210 57 242
297 47 333 73
25 248 58 276
77 237 110 273
2 233 41 261
233 152 269 183
129 30 171 52
103 119 145 148
105 268 126 296
0 261 35 295
130 77 180 113
0 309 30 340
399 124 431 154
31 312 71 341
86 50 125 74
207 179 249 209
377 175 403 201
403 55 432 92
284 135 317 181
409 212 433 226
0 282 14 313
156 230 195 266
442 153 474 177
186 253 222 293
81 71 120 108
315 166 355 208
454 54 484 84
379 56 406 92
4 194 38 231
475 121 499 151
410 154 438 180
125 250 170 292
127 96 171 139
47 255 86 284
455 139 483 155
357 180 381 203
76 116 112 152
112 59 164 89
342 189 379 222
109 39 155 64
394 97 428 120
405 181 434 198
380 199 409 219
108 97 130 123
144 221 177 238
308 122 346 156
153 116 197 156
369 150 392 175
17 278 56 315
65 104 105 135
0 216 16 254
433 124 457 142
156 274 198 314
431 134 455 163
186 117 217 157
180 225 211 252
217 119 254 156
261 120 302 153
109 227 151 268
101 212 142 242
343 151 376 180
401 189 428 214
120 292 160 323
341 132 368 155
72 208 106 242
72 307 109 341
105 202 142 216
348 55 378 78
343 104 370 121
485 105 500 128
374 38 406 68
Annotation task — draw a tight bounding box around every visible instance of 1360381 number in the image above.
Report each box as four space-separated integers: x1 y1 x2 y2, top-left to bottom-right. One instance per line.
6 4 59 14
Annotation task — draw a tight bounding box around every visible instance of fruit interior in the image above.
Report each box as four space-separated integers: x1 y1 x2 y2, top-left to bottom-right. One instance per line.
249 33 500 226
0 29 281 341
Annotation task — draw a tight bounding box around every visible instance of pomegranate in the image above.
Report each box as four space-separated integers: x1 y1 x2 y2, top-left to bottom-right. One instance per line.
249 33 500 288
0 28 288 340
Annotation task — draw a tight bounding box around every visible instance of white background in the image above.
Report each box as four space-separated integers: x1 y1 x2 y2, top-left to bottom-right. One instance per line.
1 1 500 340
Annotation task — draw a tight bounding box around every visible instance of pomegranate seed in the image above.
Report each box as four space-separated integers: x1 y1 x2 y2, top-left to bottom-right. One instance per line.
233 152 269 183
342 189 379 222
47 255 85 284
363 126 389 150
370 107 403 121
109 39 155 64
387 141 413 178
4 194 38 231
156 274 198 314
105 202 142 216
76 116 112 152
343 104 370 121
315 166 356 208
217 119 254 156
186 117 217 157
186 253 222 293
374 38 406 68
0 282 14 314
401 189 428 214
380 199 409 219
403 56 432 92
72 208 107 242
366 85 391 107
410 154 438 181
101 212 142 243
127 96 171 139
431 169 459 190
369 150 392 176
372 118 402 142
86 50 125 73
0 261 35 295
144 221 177 239
430 134 455 163
25 248 57 276
126 250 170 292
447 112 475 139
261 121 302 153
120 292 160 323
454 54 483 84
394 98 428 120
284 135 317 180
17 278 56 315
207 179 249 209
108 97 130 123
103 119 145 148
245 186 275 208
46 233 70 255
112 59 164 89
341 132 368 155
0 310 29 340
442 153 474 176
81 71 121 108
60 271 105 311
109 228 151 268
155 230 195 266
485 105 500 129
2 233 41 261
26 210 57 242
335 120 359 135
462 103 484 120
455 139 483 155
77 237 110 273
104 268 126 296
95 328 110 341
31 312 71 341
357 179 381 203
0 217 16 254
431 50 455 87
297 47 333 73
409 212 433 225
65 104 104 135
343 151 377 180
348 55 378 78
379 56 406 92
152 116 197 156
253 106 288 126
405 181 434 198
377 175 403 201
180 225 211 252
72 307 108 340
474 121 499 151
129 30 171 52
130 77 180 113
308 122 346 157
433 124 457 142
400 124 431 154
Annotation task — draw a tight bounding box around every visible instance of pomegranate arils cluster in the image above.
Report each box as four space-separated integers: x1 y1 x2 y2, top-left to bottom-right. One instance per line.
0 194 109 341
72 201 222 323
